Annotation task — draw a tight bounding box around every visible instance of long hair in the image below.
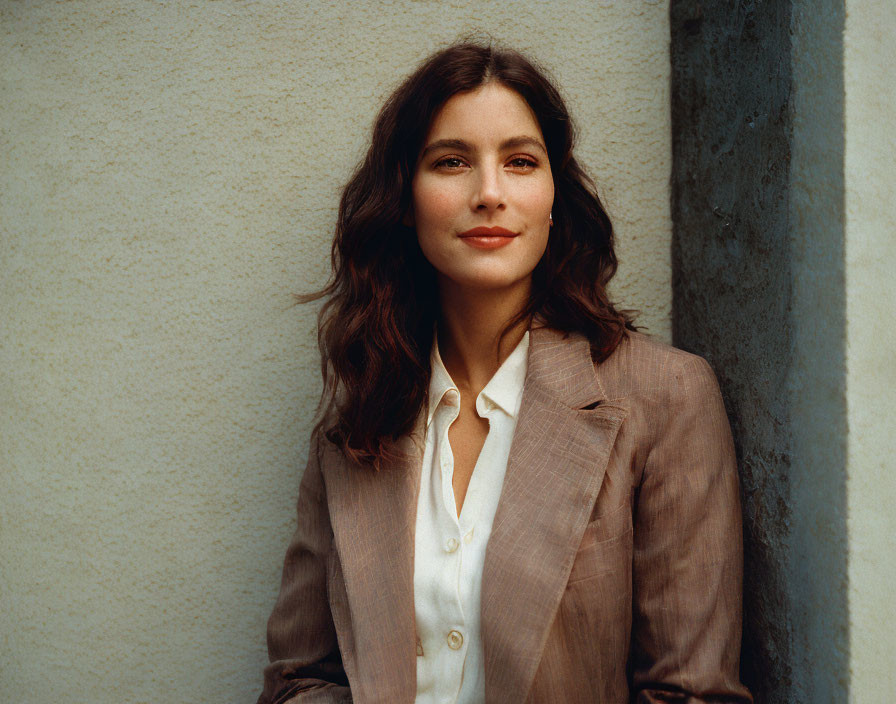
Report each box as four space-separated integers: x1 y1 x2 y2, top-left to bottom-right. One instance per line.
302 39 636 469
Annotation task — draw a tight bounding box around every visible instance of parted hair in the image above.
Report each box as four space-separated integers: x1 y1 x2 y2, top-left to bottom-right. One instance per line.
300 39 636 469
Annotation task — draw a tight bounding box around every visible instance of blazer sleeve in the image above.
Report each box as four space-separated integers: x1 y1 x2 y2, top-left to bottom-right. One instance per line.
257 429 353 704
629 355 752 703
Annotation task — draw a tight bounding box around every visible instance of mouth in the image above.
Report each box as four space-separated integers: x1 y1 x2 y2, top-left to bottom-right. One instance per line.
459 226 518 238
457 226 519 250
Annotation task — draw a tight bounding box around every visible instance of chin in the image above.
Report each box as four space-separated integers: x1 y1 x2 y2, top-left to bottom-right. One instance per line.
442 272 532 294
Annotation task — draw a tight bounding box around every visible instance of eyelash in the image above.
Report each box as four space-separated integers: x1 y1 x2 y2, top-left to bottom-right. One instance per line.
434 156 539 170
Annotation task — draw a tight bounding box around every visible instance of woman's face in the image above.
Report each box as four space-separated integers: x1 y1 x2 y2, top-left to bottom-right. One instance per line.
409 81 554 296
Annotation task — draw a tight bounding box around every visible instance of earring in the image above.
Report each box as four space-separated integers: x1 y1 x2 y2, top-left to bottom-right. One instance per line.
549 212 554 227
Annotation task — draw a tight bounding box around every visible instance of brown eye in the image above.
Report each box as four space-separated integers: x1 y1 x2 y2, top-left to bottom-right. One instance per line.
508 157 538 169
435 157 465 169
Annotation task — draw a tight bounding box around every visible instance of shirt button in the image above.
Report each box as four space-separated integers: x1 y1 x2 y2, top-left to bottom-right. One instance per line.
447 629 464 650
446 538 459 553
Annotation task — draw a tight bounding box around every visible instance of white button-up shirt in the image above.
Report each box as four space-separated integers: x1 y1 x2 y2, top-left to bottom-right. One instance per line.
413 331 530 704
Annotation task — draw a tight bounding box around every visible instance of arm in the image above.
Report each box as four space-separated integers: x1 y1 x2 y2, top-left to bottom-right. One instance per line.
630 356 752 703
258 430 352 704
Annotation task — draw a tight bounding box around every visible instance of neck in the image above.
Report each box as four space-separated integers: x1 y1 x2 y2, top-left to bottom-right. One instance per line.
436 277 531 396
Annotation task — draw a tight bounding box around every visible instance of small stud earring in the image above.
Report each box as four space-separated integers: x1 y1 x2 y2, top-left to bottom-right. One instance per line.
549 212 554 227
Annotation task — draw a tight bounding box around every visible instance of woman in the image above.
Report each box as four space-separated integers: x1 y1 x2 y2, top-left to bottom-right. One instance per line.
258 40 752 704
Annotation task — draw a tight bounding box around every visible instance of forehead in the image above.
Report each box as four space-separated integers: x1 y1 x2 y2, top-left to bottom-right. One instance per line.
423 82 544 144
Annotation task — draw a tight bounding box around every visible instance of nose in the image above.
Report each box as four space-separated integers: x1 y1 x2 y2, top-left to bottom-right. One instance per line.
472 164 506 213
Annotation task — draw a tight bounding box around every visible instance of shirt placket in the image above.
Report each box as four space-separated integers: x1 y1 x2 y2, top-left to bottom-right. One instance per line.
435 402 468 698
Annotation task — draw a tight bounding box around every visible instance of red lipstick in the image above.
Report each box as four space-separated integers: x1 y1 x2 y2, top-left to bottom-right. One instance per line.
458 226 518 250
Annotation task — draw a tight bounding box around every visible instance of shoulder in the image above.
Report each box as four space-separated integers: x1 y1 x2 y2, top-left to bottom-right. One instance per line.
592 332 733 469
594 330 722 406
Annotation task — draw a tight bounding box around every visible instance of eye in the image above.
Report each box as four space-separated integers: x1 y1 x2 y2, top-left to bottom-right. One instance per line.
434 156 467 169
507 156 538 170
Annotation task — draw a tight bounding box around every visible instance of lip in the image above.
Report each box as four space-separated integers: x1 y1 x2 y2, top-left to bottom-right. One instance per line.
458 226 519 250
459 226 518 238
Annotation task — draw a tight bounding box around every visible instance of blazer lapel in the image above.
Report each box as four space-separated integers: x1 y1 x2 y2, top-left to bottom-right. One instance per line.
481 325 627 704
322 418 424 704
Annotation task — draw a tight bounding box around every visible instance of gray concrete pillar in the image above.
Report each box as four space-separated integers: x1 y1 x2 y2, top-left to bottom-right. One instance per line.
670 2 848 701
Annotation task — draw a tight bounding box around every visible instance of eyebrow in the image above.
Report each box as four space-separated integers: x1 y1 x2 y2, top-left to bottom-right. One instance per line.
419 135 548 161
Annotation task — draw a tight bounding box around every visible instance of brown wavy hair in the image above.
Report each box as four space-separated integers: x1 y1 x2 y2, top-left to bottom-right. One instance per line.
301 39 636 469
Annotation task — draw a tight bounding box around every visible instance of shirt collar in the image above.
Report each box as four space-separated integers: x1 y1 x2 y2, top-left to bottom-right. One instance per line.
426 336 458 427
426 330 530 427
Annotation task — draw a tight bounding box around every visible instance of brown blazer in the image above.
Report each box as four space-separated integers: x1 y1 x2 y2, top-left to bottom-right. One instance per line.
258 326 753 704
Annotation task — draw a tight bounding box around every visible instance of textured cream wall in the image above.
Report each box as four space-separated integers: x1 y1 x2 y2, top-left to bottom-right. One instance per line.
790 2 896 698
843 0 896 698
0 2 672 702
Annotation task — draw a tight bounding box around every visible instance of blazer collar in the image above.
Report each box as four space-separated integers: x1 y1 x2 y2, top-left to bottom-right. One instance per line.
322 323 627 704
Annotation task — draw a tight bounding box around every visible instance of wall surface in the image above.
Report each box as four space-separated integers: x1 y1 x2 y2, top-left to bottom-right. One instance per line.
842 0 896 698
0 3 673 702
788 1 849 700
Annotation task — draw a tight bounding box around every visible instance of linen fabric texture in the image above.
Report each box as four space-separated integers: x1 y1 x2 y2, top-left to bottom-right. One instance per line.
257 324 753 704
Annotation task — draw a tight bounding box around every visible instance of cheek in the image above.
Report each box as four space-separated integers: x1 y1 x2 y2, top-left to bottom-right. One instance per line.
526 179 554 254
413 179 463 228
411 182 457 267
527 177 555 214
